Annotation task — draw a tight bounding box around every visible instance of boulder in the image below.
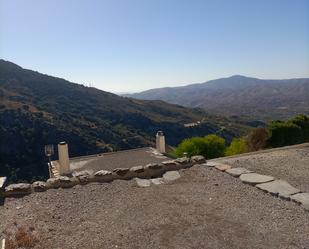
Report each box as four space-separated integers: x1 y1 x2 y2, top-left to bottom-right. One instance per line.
94 170 113 182
5 183 32 196
145 163 162 170
59 176 77 188
161 160 181 171
130 166 145 174
32 181 47 192
112 168 133 179
175 157 190 165
46 178 61 189
191 155 206 164
73 171 92 184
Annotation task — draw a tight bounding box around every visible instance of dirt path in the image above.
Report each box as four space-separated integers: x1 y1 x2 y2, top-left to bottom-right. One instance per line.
1 165 308 249
213 145 309 192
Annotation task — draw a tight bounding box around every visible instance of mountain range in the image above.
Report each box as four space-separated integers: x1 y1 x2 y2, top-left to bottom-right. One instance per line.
126 75 309 121
0 60 248 182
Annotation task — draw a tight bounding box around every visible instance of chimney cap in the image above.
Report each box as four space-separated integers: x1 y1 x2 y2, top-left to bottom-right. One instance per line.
59 141 67 145
156 131 164 136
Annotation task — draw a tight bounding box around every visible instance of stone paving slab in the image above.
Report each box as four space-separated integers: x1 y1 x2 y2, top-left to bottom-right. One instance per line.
225 168 252 177
163 171 181 181
135 178 151 187
151 178 164 185
290 193 309 211
239 173 275 185
205 161 221 167
256 180 300 198
215 164 232 172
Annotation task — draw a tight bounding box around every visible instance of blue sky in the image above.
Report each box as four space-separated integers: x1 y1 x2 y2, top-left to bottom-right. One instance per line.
1 0 308 92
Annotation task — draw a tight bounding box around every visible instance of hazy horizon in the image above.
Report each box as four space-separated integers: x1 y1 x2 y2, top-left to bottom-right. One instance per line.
1 0 309 93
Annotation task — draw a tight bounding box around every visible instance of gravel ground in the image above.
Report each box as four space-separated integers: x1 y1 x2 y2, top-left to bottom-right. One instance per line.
213 146 309 192
1 165 308 249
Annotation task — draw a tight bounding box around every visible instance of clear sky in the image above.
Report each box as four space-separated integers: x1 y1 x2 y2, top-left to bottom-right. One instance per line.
1 0 309 93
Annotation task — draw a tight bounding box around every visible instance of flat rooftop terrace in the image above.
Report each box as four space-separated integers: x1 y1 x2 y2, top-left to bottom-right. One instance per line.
68 147 169 174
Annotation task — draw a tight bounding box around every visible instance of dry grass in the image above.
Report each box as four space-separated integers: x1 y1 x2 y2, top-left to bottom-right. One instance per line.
4 225 39 249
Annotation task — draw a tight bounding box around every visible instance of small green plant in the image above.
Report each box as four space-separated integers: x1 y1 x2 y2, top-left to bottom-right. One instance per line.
225 138 248 156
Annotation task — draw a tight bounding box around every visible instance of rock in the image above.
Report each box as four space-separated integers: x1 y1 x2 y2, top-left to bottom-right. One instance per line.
130 166 144 174
205 161 220 167
94 170 113 182
239 173 275 185
162 160 179 167
135 178 151 187
32 181 47 192
73 171 92 184
163 171 181 181
151 178 164 185
5 183 32 196
215 164 232 171
191 155 206 164
59 176 77 188
46 178 61 189
145 163 162 170
225 168 252 177
256 180 300 198
175 157 190 165
72 170 91 178
113 168 130 176
290 193 309 211
94 170 112 177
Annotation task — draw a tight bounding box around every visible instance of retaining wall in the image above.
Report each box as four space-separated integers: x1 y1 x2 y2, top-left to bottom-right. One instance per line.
0 155 205 199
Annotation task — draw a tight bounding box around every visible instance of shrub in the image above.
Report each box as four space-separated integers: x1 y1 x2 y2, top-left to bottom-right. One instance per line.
267 120 302 147
246 127 269 151
290 114 309 141
5 226 38 249
174 134 225 159
225 138 248 156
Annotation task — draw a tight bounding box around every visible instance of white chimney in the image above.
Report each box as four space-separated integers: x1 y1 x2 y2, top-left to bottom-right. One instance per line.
156 131 166 153
58 142 70 175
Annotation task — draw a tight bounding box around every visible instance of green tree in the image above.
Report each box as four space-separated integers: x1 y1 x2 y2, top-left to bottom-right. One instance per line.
174 134 225 159
225 138 248 156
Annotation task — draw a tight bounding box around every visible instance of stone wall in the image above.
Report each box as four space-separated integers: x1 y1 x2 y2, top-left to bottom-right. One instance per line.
0 156 205 199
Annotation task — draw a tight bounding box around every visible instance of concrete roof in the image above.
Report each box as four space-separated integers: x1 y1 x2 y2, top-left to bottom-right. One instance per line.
68 147 169 174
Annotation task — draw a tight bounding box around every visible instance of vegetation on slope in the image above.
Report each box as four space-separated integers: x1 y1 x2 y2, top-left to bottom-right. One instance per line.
174 114 309 159
0 60 249 182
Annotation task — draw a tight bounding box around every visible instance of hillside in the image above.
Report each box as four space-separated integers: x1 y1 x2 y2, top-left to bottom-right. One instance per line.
126 75 309 121
0 60 249 182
